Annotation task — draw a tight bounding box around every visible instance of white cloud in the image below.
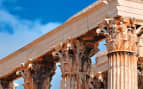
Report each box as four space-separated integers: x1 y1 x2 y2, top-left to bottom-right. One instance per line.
0 1 62 89
0 10 61 59
0 10 61 33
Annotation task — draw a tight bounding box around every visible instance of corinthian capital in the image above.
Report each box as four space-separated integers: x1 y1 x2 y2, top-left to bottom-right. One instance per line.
104 16 138 53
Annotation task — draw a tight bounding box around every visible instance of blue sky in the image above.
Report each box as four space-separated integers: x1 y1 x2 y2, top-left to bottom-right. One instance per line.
0 0 107 89
0 0 96 59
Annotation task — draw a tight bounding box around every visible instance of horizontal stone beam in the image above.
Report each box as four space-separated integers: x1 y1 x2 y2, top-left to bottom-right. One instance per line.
0 0 118 78
117 0 143 24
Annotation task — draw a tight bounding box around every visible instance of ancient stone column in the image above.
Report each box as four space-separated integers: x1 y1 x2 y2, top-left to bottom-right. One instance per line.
88 72 108 89
53 40 98 89
0 80 14 89
22 55 56 89
105 16 138 89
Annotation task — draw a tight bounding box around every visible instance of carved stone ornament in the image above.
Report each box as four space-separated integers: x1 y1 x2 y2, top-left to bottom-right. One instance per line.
104 16 138 53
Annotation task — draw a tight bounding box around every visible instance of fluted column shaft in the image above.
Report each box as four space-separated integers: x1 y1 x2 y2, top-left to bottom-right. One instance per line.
103 16 138 89
108 52 138 89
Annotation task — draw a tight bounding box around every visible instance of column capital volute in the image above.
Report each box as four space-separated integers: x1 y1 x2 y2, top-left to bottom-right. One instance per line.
103 16 138 53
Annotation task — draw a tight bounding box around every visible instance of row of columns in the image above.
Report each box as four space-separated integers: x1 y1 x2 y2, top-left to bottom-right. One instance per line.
0 16 141 89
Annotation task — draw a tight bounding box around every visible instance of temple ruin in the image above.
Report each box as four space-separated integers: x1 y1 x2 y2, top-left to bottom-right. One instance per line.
0 0 143 89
